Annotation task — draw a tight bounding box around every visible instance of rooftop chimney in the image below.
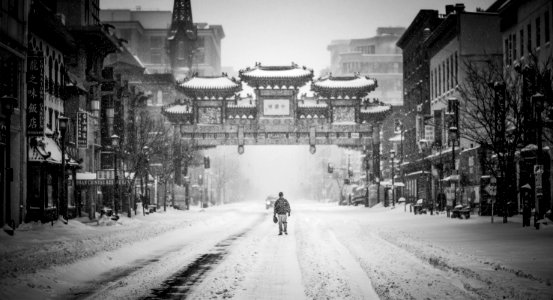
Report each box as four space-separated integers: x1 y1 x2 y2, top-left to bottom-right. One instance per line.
445 5 454 15
454 3 465 13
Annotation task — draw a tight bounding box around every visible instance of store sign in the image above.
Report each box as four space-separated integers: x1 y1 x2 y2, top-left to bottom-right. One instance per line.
77 112 88 148
96 169 124 180
26 54 45 136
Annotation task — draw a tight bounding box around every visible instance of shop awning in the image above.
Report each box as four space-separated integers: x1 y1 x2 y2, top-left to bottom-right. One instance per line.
442 175 460 181
28 136 79 166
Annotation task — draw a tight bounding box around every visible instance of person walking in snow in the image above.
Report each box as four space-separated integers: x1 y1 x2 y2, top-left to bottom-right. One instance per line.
273 192 291 235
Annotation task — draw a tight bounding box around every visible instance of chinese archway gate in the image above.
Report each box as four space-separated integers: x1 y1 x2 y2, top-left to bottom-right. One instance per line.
163 63 390 151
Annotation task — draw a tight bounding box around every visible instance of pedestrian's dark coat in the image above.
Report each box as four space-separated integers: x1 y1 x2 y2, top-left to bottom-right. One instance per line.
274 197 291 215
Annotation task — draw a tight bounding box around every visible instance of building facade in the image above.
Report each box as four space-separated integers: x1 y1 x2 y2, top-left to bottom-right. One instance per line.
396 9 444 206
0 0 29 232
488 0 553 221
100 4 224 80
425 6 502 210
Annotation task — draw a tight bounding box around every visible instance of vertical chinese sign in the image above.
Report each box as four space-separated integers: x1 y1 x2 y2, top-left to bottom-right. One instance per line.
77 112 88 148
27 54 44 136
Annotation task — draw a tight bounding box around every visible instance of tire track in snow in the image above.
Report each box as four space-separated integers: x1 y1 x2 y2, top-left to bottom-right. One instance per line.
58 211 265 300
143 232 247 299
295 213 379 300
192 212 307 300
376 230 553 299
308 211 479 300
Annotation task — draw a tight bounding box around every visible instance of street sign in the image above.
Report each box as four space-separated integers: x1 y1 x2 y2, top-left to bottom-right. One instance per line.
485 184 497 196
535 173 543 190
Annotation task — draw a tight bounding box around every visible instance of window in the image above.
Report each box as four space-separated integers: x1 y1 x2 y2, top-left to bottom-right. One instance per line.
178 41 185 60
527 23 532 52
520 29 524 57
454 52 458 85
47 107 53 129
545 11 550 44
438 65 441 96
536 17 541 47
151 50 161 64
504 38 509 65
513 34 516 60
446 58 450 90
157 90 163 105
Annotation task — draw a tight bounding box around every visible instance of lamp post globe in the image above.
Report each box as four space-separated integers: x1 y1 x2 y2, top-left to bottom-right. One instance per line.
111 134 120 147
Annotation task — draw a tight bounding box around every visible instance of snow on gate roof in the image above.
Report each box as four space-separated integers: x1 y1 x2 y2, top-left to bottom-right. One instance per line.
179 76 241 91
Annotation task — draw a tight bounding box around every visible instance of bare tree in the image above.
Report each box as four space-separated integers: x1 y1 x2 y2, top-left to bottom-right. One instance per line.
458 54 552 222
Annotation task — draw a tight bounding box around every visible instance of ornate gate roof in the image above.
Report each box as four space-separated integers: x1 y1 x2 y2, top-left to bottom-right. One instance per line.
312 75 377 98
239 63 313 88
177 75 242 99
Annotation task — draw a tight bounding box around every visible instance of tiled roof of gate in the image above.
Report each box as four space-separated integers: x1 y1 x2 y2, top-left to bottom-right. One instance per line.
313 75 376 89
180 76 241 90
241 66 313 79
163 104 193 114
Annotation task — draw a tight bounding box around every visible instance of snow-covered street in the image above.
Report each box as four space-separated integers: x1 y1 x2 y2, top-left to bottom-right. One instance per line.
1 200 552 300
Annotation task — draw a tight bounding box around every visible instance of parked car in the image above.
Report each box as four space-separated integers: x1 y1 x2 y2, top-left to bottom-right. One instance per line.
265 196 277 210
351 185 367 206
413 199 428 215
451 204 471 219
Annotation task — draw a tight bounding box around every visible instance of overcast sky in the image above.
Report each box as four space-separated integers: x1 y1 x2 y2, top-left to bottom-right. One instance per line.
101 0 496 75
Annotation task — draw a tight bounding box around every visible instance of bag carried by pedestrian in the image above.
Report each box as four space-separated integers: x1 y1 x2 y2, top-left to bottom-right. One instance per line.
273 214 278 223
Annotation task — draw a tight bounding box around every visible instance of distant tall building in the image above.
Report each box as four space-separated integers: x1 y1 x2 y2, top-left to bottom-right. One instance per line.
100 1 224 79
327 27 405 107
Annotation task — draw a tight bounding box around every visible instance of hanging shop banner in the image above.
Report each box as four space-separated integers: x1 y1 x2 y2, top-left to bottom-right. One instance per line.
77 112 88 148
26 54 45 136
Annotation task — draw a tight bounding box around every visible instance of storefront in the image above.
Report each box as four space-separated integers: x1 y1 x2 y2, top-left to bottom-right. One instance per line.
27 136 78 222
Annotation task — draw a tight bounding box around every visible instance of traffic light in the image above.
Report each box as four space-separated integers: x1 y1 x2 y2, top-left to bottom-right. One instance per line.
203 156 210 169
348 167 353 178
327 163 334 173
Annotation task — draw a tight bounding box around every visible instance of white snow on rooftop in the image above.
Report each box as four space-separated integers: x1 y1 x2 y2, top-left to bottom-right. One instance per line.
315 77 375 89
181 77 240 90
360 105 391 113
243 68 312 78
165 105 192 114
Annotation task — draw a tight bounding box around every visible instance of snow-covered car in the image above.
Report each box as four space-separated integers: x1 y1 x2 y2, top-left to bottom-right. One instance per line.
413 199 427 215
265 196 277 209
451 204 471 219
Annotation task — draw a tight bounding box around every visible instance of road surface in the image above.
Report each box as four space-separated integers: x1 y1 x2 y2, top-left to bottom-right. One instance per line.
1 200 552 299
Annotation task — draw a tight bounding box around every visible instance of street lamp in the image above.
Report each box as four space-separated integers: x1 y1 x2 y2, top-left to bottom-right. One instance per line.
390 149 396 207
141 145 150 216
449 126 458 209
59 116 69 222
111 134 123 217
531 93 544 229
1 95 17 232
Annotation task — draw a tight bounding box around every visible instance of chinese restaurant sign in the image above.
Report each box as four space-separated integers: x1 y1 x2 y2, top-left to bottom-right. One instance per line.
77 112 88 148
26 54 45 136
